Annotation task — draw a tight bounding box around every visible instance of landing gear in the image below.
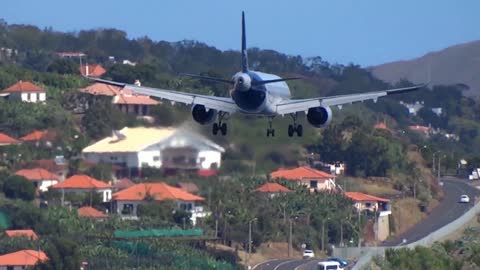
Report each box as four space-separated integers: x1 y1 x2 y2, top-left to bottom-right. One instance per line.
267 116 275 137
288 113 303 137
212 112 228 136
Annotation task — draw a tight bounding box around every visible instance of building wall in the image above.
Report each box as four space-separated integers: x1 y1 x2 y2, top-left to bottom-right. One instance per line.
0 265 28 270
39 179 58 192
296 178 335 191
137 149 161 168
59 188 112 202
377 214 390 241
16 92 45 103
198 150 221 169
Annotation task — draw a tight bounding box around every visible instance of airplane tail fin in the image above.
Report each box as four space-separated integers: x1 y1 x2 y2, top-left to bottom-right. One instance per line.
241 11 249 73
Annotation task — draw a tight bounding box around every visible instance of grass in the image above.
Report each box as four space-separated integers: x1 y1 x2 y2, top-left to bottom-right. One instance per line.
341 177 401 197
391 198 426 236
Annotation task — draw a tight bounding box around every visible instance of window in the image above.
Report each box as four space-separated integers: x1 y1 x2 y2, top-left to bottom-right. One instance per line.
153 156 160 161
110 156 118 161
365 202 372 208
310 180 318 188
7 266 14 270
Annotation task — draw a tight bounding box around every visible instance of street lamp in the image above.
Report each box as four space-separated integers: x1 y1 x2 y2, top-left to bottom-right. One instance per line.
247 218 257 268
433 151 441 173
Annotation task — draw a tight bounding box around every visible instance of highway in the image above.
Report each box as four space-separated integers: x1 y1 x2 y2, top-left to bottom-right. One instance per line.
254 178 479 269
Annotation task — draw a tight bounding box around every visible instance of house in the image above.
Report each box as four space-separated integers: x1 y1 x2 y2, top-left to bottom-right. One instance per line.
78 206 108 219
374 122 392 133
19 130 57 146
400 101 424 115
50 174 112 203
0 250 48 270
345 192 391 241
78 83 159 116
82 127 225 176
408 125 432 137
3 230 38 240
255 182 292 198
270 166 336 192
79 64 106 77
0 133 19 146
57 52 86 58
113 178 135 191
28 159 67 181
15 168 60 192
112 182 206 224
1 80 46 103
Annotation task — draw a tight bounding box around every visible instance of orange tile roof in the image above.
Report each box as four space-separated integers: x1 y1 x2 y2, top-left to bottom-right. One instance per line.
114 178 135 190
2 80 45 93
78 206 107 218
113 182 204 202
4 230 38 240
79 82 128 96
20 130 45 141
0 249 48 266
79 64 106 77
255 183 292 193
15 168 59 181
51 174 111 189
270 166 335 180
113 94 159 105
345 192 390 203
0 133 19 144
374 122 391 132
409 125 430 132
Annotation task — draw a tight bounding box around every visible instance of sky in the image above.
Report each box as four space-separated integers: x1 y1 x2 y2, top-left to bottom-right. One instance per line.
1 0 478 67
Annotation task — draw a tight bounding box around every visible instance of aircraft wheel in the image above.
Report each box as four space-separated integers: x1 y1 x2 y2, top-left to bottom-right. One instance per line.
296 124 303 137
212 123 219 135
288 125 294 137
221 123 227 136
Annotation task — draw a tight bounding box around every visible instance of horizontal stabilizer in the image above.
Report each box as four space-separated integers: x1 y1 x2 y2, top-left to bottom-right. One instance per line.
180 73 234 85
252 77 303 86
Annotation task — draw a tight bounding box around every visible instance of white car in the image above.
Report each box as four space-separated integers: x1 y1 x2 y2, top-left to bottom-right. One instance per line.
303 249 315 259
460 195 470 203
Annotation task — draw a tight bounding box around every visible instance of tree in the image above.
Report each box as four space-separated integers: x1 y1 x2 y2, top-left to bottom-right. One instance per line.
2 175 35 201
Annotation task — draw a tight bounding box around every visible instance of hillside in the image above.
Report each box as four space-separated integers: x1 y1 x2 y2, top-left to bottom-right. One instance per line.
370 40 480 96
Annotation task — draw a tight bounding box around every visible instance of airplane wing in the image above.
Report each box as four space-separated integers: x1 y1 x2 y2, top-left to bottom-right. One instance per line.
276 84 426 115
86 77 238 113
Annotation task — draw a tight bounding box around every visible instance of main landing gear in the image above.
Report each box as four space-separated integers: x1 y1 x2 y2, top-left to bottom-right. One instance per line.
212 112 228 136
288 113 303 137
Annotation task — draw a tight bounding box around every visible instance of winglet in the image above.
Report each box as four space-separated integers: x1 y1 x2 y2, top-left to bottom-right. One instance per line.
241 11 249 73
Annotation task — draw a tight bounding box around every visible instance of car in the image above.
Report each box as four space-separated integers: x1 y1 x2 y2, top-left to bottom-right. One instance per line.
317 260 345 270
302 249 315 259
460 195 470 203
326 258 348 267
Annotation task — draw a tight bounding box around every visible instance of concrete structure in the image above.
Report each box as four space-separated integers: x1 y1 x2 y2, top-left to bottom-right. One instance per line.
270 166 336 192
51 174 112 203
1 81 46 103
0 250 48 270
112 182 207 225
345 192 391 242
82 127 225 176
14 168 60 192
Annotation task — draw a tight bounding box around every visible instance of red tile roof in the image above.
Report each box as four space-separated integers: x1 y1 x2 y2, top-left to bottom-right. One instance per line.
113 178 135 190
345 192 390 203
0 133 19 144
4 230 38 240
255 183 292 193
113 94 159 105
78 206 107 218
374 122 391 132
2 81 45 93
270 166 335 180
79 64 106 77
15 168 60 181
0 249 48 266
113 182 204 202
51 174 111 189
79 83 128 96
19 130 56 142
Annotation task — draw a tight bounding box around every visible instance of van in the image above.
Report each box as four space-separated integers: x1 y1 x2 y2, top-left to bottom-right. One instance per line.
317 260 344 270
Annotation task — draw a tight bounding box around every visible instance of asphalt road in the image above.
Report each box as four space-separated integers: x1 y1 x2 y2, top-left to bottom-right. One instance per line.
254 178 479 270
382 178 479 246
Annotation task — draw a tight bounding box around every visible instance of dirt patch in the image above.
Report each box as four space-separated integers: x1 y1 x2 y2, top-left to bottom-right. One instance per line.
391 198 426 236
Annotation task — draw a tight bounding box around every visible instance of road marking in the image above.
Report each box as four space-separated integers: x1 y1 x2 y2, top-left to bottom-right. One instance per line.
252 259 281 270
294 259 319 270
274 260 296 270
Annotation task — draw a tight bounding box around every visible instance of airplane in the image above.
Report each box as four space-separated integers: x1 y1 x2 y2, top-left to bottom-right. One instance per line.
86 12 426 137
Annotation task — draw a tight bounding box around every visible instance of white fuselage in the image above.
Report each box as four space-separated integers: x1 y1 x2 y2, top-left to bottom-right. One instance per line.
230 71 291 115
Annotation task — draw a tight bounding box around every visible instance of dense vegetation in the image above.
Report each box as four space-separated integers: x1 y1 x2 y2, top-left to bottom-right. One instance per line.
1 18 480 269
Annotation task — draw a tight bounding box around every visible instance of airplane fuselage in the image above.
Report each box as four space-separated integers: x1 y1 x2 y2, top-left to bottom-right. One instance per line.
231 71 291 115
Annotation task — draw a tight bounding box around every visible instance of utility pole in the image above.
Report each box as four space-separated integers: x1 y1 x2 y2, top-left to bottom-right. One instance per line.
438 154 443 184
288 218 293 257
247 218 257 268
433 151 441 173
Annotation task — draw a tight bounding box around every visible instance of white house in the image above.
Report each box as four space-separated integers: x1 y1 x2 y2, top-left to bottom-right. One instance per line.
1 80 46 103
14 168 60 192
112 182 207 225
50 174 112 203
270 166 336 192
82 127 225 176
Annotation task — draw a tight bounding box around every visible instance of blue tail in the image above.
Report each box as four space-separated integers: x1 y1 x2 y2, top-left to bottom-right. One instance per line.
241 11 249 73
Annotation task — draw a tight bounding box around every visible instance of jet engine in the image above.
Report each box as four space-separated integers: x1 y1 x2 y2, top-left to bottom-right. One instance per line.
233 73 252 92
307 106 332 128
192 104 217 125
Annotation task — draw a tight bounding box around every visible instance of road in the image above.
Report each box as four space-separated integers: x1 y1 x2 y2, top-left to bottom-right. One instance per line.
382 178 479 246
254 178 479 269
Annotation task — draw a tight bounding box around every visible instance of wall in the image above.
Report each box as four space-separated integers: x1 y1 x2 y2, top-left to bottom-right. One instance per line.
197 150 221 169
0 266 26 270
39 179 58 192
